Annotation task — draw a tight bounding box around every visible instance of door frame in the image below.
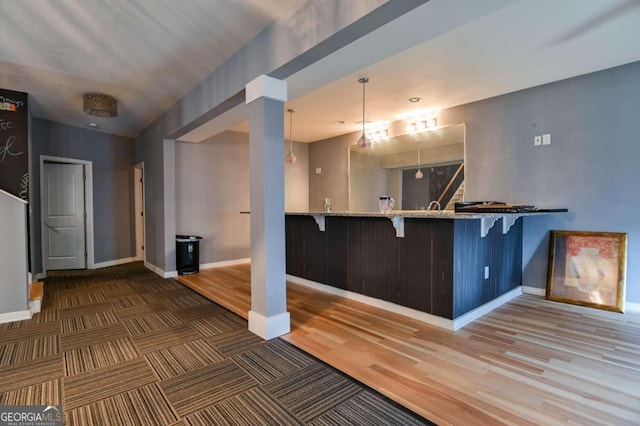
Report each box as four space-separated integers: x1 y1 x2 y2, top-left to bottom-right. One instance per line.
40 155 95 271
134 162 145 262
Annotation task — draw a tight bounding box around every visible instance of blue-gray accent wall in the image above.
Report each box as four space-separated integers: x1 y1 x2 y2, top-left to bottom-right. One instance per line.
441 60 640 303
31 118 136 274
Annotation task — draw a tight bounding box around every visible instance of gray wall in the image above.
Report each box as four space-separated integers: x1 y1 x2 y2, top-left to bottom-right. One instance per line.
308 61 640 303
309 132 355 212
31 118 136 274
175 131 308 265
134 0 418 272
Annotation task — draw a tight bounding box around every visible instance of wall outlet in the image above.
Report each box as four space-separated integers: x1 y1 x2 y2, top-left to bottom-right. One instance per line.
534 135 542 146
315 167 322 174
484 266 489 279
542 133 551 145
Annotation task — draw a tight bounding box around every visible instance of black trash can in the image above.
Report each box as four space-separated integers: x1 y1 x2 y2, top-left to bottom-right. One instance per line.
176 235 202 275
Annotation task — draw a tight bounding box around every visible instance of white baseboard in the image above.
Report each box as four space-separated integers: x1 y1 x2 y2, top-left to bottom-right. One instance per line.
522 286 546 296
201 258 251 270
0 310 32 324
626 302 640 313
144 261 178 279
93 257 137 269
248 310 290 340
287 275 523 331
287 275 454 330
452 287 522 329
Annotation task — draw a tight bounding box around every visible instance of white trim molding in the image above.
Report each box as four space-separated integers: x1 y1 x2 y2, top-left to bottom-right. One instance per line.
200 258 251 270
93 257 137 269
287 275 523 331
522 286 546 297
0 310 31 324
144 261 176 278
452 287 522 330
248 310 290 340
245 75 287 104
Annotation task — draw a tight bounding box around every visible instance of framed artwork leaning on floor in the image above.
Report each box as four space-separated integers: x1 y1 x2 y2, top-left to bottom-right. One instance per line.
546 230 627 313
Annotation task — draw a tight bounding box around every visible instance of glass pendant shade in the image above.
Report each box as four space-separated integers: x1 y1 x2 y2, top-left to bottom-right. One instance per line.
357 133 371 148
357 77 371 148
285 108 297 164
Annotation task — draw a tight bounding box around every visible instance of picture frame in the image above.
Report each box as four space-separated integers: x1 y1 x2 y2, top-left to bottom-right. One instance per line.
546 231 627 313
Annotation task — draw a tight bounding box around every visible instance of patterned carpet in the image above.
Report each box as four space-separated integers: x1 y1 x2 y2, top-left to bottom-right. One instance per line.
0 262 432 425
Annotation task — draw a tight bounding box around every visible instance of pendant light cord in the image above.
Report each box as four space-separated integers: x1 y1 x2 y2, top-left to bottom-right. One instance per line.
358 77 369 144
362 80 366 138
289 110 294 151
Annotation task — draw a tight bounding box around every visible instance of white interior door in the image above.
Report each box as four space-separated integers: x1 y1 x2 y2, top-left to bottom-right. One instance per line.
43 162 86 270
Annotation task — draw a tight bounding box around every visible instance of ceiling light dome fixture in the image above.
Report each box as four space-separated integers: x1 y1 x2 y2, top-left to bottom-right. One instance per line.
83 93 117 118
356 77 371 148
284 108 297 164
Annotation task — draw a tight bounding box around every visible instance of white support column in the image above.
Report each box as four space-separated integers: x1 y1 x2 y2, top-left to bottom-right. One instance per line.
245 75 290 339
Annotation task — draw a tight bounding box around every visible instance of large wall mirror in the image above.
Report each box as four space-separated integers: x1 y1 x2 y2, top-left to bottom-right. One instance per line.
348 122 465 212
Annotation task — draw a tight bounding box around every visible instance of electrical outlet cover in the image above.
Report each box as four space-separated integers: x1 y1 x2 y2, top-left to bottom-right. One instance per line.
534 136 542 146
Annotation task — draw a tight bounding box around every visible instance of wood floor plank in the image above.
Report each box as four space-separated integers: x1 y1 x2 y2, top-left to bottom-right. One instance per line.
177 263 640 426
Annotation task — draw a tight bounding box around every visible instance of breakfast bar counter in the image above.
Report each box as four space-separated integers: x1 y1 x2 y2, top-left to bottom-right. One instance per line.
285 210 545 328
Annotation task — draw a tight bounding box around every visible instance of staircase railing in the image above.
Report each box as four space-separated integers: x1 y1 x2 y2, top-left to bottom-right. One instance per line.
434 163 464 209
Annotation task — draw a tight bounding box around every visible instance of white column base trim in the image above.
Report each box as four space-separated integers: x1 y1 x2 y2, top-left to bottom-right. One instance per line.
248 310 290 340
93 257 137 269
626 302 640 313
201 258 251 270
287 275 522 331
522 286 546 296
0 310 32 324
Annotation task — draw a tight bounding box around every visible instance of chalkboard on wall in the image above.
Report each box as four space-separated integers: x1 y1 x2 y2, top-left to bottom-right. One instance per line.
0 89 28 200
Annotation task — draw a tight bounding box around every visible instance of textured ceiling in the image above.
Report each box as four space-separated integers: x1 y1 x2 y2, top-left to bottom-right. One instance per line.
1 0 639 142
0 0 304 137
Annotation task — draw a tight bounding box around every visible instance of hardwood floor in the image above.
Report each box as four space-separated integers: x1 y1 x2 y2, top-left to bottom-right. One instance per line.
177 263 640 425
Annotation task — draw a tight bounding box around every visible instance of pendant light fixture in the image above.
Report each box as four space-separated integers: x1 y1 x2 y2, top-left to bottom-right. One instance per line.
284 108 297 164
356 77 371 148
415 143 424 179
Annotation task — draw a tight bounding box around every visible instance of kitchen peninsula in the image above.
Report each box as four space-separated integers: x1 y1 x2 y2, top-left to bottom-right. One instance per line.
285 210 546 329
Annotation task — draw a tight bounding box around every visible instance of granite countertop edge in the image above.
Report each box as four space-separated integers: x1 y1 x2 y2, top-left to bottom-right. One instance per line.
285 211 547 219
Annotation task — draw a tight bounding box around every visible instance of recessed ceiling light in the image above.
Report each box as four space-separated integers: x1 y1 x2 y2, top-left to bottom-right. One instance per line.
334 120 346 125
88 122 98 128
408 97 421 103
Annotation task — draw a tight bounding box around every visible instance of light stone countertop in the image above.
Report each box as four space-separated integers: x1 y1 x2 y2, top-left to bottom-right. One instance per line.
285 210 546 220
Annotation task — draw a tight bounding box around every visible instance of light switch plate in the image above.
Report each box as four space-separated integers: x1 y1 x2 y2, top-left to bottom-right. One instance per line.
534 136 542 146
542 134 551 145
484 266 489 279
315 167 322 174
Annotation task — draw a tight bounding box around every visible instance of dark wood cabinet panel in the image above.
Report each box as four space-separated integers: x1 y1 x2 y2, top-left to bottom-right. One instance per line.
285 215 306 278
398 219 433 311
327 217 349 290
305 219 328 284
359 218 398 302
453 218 523 318
431 220 455 319
286 214 523 321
